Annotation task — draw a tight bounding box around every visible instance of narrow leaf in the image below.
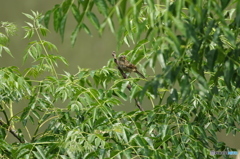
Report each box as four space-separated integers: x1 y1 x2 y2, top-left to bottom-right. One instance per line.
87 12 100 29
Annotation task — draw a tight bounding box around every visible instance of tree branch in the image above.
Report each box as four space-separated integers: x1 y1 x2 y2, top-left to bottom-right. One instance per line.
0 118 25 143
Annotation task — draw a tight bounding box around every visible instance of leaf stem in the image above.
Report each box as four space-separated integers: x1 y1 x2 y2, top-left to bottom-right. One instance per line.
34 19 58 78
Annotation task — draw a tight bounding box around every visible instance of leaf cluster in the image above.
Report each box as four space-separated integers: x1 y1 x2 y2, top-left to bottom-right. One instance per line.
0 0 240 158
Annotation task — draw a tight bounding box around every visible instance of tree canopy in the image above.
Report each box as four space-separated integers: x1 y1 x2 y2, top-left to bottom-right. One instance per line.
0 0 240 158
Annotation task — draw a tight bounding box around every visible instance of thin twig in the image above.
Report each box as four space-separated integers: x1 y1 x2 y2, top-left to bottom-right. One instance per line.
0 118 25 143
112 51 144 111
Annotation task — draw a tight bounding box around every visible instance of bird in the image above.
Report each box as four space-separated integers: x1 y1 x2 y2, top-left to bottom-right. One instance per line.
118 55 145 78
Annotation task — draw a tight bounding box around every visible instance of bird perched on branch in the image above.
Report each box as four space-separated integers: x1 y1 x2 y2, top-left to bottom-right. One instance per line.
118 55 145 78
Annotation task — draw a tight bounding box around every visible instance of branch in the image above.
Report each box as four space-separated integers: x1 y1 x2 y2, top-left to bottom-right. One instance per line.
0 118 25 143
112 51 144 111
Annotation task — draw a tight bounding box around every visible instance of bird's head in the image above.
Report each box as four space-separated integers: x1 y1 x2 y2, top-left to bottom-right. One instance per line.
119 55 126 61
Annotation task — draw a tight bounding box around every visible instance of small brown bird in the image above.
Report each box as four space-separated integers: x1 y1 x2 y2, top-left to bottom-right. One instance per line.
118 56 145 78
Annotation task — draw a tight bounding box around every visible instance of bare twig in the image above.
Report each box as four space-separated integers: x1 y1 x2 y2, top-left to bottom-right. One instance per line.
112 51 144 111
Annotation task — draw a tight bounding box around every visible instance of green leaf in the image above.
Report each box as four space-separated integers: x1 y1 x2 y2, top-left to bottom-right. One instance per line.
120 81 129 92
42 40 58 51
95 0 108 16
23 26 34 39
35 146 46 159
61 0 72 14
136 39 148 49
134 135 145 146
39 27 49 36
129 84 139 100
110 150 120 158
53 5 61 32
113 89 127 101
118 0 127 17
58 56 68 65
60 15 67 41
0 139 11 152
32 110 40 119
95 137 101 147
4 46 12 57
23 13 34 20
0 45 13 57
158 52 166 69
220 0 230 10
82 23 92 35
44 10 52 28
107 17 115 33
21 106 31 125
25 22 33 28
33 151 43 159
87 12 100 29
1 21 17 36
71 23 81 46
123 149 132 159
71 4 81 21
0 33 9 45
13 144 33 158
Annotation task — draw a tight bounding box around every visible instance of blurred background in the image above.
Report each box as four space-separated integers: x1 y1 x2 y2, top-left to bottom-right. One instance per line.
0 0 239 152
0 1 120 72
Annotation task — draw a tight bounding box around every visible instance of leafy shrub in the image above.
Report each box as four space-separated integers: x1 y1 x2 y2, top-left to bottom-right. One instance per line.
0 0 240 158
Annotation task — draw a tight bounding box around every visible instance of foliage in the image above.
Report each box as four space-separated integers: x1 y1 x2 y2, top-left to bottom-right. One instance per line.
0 0 240 158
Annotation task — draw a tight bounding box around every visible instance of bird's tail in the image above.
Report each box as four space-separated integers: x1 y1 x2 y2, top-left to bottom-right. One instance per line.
135 71 145 78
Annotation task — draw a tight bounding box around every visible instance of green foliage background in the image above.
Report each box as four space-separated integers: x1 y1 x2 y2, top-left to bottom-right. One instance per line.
0 0 240 158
